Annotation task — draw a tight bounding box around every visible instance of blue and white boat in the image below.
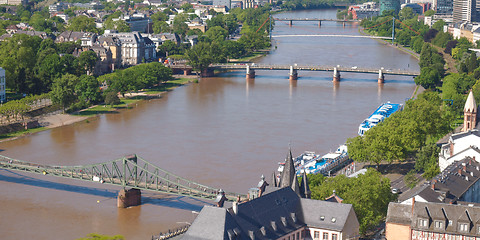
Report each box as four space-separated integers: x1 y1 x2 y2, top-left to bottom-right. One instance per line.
278 145 349 175
358 102 403 136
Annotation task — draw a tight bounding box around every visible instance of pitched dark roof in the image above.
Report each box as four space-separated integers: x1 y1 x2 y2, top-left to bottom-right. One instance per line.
181 187 358 240
279 149 295 189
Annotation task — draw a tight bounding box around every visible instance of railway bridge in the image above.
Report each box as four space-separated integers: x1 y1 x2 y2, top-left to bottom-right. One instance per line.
0 154 246 208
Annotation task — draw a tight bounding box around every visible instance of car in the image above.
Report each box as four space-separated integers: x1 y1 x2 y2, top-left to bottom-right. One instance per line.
391 188 401 194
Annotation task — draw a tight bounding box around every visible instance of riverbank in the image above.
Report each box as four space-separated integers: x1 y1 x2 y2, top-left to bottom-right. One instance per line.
0 75 198 142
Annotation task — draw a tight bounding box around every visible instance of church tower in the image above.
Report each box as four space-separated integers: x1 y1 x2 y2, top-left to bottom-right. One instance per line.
463 90 477 132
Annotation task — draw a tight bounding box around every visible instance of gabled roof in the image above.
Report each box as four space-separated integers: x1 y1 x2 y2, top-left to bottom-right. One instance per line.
451 129 480 141
298 198 355 231
181 187 359 240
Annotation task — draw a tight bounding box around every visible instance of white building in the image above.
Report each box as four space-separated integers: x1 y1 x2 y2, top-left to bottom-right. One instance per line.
439 91 480 171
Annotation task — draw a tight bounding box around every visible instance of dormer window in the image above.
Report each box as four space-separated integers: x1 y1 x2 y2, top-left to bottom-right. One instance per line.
434 221 443 229
459 223 469 232
418 218 428 228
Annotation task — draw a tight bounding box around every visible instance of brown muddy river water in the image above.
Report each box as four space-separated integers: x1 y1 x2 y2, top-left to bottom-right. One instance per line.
0 9 419 240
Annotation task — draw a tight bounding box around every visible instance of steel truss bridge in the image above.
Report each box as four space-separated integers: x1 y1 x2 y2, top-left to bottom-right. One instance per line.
212 64 420 77
0 154 245 201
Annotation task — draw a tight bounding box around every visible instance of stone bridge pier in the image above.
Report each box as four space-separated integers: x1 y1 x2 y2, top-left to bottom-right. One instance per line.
333 67 341 82
117 188 141 208
246 65 255 80
289 66 298 80
318 20 322 27
378 69 385 84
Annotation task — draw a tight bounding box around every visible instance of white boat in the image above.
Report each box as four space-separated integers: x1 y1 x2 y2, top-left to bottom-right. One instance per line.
278 145 349 176
358 102 403 136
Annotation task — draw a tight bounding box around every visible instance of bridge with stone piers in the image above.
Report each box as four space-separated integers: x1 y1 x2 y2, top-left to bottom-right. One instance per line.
212 64 419 83
274 18 360 27
0 154 246 208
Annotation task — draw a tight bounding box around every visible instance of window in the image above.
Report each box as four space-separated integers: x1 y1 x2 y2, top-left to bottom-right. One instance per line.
459 223 469 232
296 232 300 240
435 221 443 229
323 232 328 240
332 233 338 240
418 218 428 227
314 231 319 240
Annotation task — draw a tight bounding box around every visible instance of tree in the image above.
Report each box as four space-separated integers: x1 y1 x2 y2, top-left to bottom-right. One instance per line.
51 74 79 112
153 21 170 34
75 75 102 104
204 26 228 43
432 20 445 32
424 9 435 16
309 168 395 234
78 50 99 75
185 42 224 74
415 143 440 179
104 90 121 106
172 14 189 39
399 7 415 21
67 15 97 33
415 67 441 89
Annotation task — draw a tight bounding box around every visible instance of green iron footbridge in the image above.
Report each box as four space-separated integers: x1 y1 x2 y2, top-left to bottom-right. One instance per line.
0 154 246 201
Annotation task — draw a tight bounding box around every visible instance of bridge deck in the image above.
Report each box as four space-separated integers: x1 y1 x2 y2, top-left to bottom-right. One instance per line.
212 64 419 76
0 155 246 201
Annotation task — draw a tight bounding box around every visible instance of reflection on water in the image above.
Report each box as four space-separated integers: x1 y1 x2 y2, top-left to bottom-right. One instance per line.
0 9 419 240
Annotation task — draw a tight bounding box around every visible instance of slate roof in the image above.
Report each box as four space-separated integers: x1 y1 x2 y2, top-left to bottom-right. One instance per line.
279 149 295 189
388 201 480 237
401 157 480 204
181 187 358 240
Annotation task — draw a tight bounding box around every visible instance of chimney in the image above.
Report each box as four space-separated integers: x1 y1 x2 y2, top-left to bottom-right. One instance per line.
459 168 463 175
411 197 415 216
431 180 437 190
469 158 472 165
232 201 238 215
463 165 467 172
215 189 227 208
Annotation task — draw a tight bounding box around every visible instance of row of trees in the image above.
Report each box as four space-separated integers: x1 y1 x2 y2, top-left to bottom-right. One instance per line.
347 92 451 177
51 62 172 112
0 94 50 124
0 34 99 94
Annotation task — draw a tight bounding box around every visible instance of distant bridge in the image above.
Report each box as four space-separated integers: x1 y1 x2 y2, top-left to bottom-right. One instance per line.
0 154 246 207
274 18 359 26
212 64 419 77
272 34 392 39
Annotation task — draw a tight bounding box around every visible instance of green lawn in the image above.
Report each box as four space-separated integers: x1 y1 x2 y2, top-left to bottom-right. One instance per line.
74 99 140 116
144 78 195 94
0 126 47 140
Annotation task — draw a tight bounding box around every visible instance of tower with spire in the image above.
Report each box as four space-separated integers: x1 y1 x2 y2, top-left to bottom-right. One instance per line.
463 90 478 132
277 148 311 199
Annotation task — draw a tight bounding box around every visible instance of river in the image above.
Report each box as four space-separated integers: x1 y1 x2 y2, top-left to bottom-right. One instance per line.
0 9 419 240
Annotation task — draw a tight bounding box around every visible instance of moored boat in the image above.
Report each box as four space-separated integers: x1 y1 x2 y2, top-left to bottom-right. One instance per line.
278 145 349 176
358 102 403 136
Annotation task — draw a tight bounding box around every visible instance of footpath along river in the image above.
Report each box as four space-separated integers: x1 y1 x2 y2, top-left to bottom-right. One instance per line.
0 9 419 240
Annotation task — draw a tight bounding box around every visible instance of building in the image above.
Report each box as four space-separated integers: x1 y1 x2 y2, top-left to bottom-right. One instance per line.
348 2 379 20
112 14 152 33
213 0 231 10
181 155 360 240
0 68 6 103
103 32 156 66
435 0 454 14
387 201 480 240
97 36 122 69
380 0 401 15
0 0 27 5
438 91 480 171
402 3 428 14
452 0 480 23
55 31 97 44
401 157 480 205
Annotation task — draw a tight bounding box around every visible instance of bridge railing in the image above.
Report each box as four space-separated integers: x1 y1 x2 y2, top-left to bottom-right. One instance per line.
0 154 246 201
